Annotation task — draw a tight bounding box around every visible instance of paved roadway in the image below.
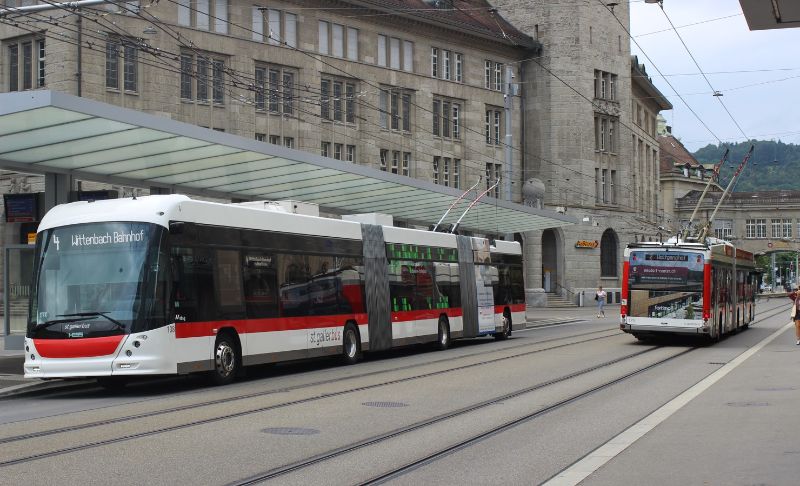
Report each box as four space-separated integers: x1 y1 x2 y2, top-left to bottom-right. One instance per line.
0 299 797 485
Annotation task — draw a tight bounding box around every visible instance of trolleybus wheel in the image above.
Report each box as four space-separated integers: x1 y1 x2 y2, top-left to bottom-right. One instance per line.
495 310 511 341
436 317 451 350
341 323 361 365
209 332 239 386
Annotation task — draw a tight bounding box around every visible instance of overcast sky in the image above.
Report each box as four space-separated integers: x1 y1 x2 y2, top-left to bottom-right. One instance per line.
629 0 800 152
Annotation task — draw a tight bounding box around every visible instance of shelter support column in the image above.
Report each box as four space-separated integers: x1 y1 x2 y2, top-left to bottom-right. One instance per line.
44 172 73 211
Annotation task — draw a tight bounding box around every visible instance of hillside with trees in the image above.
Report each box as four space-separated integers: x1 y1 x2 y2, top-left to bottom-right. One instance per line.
693 140 800 192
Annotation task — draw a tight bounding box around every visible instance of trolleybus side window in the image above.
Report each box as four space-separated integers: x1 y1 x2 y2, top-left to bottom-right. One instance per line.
214 249 245 319
386 243 460 311
171 246 215 322
243 252 279 319
279 253 310 317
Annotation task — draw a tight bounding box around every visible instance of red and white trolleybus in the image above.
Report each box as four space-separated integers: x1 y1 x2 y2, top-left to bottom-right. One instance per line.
24 195 525 385
620 237 757 341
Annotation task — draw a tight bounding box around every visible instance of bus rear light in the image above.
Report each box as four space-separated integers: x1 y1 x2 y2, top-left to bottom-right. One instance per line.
621 305 628 316
703 311 710 320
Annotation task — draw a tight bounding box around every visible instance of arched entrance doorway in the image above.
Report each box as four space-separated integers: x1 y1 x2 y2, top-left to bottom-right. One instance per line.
600 229 619 279
542 229 559 292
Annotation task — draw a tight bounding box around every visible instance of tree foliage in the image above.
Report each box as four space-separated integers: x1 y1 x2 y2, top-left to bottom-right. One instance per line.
693 140 800 192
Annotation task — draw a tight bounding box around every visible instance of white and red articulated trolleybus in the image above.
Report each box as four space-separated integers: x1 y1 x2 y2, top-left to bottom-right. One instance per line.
24 195 525 386
620 237 757 341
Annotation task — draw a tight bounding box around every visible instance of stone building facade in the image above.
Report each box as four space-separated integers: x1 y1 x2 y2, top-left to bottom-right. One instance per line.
1 0 675 309
0 0 539 318
1 0 533 197
492 0 670 305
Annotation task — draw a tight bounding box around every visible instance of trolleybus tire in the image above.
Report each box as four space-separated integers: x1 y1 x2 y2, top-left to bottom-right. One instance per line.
436 317 451 350
494 310 511 341
341 323 361 365
209 332 239 386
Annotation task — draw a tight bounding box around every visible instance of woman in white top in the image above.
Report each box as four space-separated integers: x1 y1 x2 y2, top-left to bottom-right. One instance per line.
596 286 607 318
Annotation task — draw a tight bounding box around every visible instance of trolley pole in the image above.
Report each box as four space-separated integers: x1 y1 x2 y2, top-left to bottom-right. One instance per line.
503 65 514 241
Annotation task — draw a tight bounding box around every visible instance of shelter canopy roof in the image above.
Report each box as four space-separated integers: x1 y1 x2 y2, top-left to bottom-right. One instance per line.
0 91 575 234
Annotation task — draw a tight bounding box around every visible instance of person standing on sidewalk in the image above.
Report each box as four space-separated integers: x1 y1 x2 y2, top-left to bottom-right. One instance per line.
596 286 607 318
788 290 800 345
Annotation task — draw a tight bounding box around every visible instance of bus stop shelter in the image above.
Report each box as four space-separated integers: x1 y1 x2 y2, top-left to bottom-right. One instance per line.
0 90 576 347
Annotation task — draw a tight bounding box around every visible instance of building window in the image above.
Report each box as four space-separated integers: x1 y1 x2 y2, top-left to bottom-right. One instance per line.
595 114 618 152
433 157 460 188
255 65 295 114
322 78 356 122
485 60 503 90
284 137 294 148
485 109 503 145
380 149 388 171
178 0 228 33
432 96 461 140
255 133 266 141
346 144 356 162
594 70 618 100
390 150 400 174
252 7 296 47
180 52 225 104
601 168 608 203
772 218 792 238
379 88 410 131
378 35 412 71
486 163 501 197
610 170 617 204
8 38 45 91
334 143 343 160
402 152 411 176
321 141 331 158
713 220 733 240
746 219 767 239
269 135 280 144
431 47 461 81
319 21 357 59
600 229 618 277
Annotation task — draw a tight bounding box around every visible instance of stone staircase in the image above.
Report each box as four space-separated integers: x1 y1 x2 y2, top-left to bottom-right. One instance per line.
545 292 578 308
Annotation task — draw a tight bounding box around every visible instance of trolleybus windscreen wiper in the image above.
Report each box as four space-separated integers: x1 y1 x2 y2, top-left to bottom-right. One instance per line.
56 312 126 330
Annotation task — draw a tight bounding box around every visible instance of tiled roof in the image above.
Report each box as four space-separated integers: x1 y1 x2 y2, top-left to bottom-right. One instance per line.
349 0 537 49
659 134 701 174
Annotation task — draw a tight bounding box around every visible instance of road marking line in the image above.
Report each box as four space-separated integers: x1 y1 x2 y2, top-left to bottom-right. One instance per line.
543 320 795 486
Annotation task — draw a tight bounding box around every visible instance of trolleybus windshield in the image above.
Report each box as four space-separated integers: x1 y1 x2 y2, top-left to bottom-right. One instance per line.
628 251 704 320
28 222 169 339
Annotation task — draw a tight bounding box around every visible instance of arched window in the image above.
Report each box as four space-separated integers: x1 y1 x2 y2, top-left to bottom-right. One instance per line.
600 229 618 277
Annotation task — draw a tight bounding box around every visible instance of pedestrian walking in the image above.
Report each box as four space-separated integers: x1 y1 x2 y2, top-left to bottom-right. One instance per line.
595 286 607 318
788 289 800 345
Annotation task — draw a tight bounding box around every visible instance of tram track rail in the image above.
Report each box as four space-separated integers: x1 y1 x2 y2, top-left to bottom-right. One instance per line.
230 346 690 485
0 304 785 472
355 304 791 486
0 328 621 449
